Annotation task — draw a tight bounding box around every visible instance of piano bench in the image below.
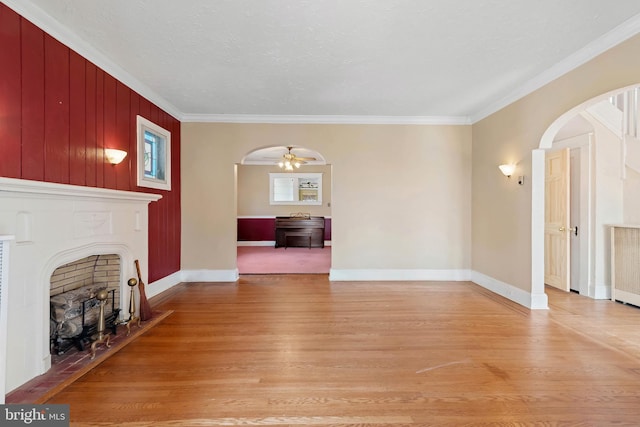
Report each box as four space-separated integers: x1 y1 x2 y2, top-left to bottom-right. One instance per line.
284 231 312 249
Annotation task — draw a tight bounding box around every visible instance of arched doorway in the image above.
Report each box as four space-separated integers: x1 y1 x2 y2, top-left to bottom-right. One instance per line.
533 84 640 301
236 145 332 274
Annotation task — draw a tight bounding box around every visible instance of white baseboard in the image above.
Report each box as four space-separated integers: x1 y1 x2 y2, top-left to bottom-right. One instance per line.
470 271 548 310
237 241 275 246
181 269 239 282
149 268 547 311
147 271 184 299
329 269 471 281
147 269 239 300
591 283 611 300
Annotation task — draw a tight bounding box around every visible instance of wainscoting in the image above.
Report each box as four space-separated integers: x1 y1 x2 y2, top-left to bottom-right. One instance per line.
237 216 331 243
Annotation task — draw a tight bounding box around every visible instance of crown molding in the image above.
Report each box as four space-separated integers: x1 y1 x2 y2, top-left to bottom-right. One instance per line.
5 0 469 126
180 114 472 125
471 13 640 123
2 0 183 121
7 0 640 126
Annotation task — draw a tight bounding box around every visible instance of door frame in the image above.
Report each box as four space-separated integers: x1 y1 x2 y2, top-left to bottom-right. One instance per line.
533 87 632 303
546 134 593 296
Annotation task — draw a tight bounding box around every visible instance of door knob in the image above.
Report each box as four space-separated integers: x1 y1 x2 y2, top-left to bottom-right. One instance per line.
559 226 578 235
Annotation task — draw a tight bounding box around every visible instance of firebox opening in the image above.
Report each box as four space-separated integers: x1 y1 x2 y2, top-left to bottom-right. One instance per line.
49 254 121 357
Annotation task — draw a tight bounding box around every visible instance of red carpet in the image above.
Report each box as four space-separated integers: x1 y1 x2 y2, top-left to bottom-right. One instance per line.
237 246 331 274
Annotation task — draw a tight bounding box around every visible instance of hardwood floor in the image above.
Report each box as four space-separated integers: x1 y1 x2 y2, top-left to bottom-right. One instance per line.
45 275 640 426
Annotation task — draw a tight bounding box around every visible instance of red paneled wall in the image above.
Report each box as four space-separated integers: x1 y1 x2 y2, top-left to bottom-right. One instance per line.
0 4 181 282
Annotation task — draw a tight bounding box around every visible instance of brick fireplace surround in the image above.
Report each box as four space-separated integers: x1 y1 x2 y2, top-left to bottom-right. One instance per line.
0 177 160 395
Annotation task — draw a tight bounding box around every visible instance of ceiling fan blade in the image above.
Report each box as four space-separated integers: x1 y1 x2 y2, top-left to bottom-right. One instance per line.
294 157 316 161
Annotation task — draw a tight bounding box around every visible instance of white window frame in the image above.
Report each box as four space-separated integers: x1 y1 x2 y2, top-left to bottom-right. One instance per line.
269 173 322 206
136 115 171 191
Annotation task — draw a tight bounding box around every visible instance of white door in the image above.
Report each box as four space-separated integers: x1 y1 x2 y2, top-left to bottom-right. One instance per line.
545 148 570 291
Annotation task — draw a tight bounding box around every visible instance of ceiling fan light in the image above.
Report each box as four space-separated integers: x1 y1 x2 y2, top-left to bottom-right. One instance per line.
276 146 308 170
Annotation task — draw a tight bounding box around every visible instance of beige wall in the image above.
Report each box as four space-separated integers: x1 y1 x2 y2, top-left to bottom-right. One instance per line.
182 123 471 271
472 33 640 293
182 34 640 288
237 165 332 217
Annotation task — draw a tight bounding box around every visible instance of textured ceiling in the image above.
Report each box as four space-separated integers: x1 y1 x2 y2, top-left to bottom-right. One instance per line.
7 0 640 122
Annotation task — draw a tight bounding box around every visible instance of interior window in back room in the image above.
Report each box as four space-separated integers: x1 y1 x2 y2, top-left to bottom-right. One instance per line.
269 173 322 205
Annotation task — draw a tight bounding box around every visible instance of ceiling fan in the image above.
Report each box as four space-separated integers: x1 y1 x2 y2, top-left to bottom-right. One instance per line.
276 146 316 170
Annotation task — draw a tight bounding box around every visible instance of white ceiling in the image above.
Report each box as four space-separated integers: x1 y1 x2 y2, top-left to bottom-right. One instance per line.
7 0 640 123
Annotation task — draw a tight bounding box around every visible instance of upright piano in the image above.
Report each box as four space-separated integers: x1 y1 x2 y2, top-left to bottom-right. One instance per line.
275 216 325 248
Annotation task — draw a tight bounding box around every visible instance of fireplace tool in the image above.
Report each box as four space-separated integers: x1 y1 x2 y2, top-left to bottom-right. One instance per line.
123 277 141 336
90 288 111 359
135 259 153 321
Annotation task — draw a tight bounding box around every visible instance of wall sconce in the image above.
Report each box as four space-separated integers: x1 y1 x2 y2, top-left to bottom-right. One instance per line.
499 164 524 185
104 148 127 165
498 164 516 178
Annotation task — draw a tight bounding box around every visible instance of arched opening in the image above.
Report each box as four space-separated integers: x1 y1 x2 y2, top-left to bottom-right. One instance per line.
236 145 332 274
533 84 640 303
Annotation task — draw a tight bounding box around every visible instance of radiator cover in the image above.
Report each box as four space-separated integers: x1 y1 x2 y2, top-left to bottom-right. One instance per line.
611 225 640 306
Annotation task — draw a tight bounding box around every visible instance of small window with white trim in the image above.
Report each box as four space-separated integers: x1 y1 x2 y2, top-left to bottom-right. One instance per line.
137 115 171 191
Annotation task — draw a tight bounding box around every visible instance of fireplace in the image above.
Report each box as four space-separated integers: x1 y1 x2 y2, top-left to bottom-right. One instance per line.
49 254 121 356
0 177 160 394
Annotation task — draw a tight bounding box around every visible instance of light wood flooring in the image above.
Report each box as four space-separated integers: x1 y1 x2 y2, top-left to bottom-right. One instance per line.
45 275 640 426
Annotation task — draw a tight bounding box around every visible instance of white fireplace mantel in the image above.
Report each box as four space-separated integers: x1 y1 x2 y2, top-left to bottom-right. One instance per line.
0 177 161 395
0 177 162 203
